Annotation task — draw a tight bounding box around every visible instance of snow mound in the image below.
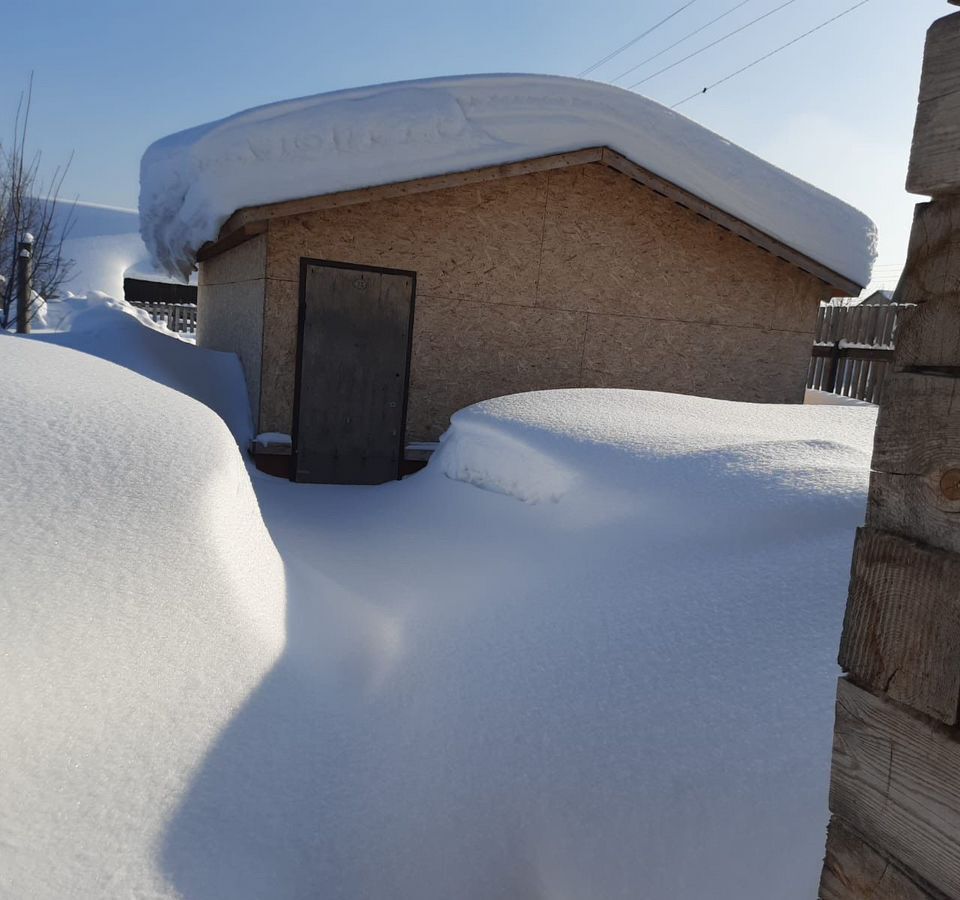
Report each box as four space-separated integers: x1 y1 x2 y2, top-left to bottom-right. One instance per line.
0 337 285 899
435 388 876 503
191 386 877 899
139 74 876 284
34 293 252 441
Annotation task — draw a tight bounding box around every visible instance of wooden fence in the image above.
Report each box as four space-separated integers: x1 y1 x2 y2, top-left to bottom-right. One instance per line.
130 301 198 334
806 303 912 404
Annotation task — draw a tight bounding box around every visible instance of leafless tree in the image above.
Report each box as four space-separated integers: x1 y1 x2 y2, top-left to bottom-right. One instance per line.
1 73 76 328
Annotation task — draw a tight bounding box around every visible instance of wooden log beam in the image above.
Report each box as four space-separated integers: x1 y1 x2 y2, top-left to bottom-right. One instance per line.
839 528 960 724
893 198 960 366
829 678 960 898
867 371 960 554
907 12 960 196
820 817 946 900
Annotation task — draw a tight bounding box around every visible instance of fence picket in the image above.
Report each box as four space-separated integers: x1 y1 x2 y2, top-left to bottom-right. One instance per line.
807 303 913 404
128 300 197 334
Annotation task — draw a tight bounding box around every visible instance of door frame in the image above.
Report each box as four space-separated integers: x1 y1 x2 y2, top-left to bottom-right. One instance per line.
291 257 418 482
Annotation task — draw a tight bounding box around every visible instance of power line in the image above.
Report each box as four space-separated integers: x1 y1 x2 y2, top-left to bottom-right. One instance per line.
611 0 754 84
626 0 800 91
671 0 872 108
578 0 702 78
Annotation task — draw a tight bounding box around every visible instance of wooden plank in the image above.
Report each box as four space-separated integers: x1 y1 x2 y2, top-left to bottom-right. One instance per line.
600 148 862 294
820 817 946 900
907 13 960 196
869 471 960 557
869 370 960 552
893 198 960 369
840 527 960 724
873 371 960 479
829 678 960 898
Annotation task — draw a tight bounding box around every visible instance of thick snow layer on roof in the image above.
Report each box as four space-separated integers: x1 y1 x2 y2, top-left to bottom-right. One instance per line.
140 74 876 284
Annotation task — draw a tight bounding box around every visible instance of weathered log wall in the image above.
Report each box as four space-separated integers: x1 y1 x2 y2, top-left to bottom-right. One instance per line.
820 6 960 897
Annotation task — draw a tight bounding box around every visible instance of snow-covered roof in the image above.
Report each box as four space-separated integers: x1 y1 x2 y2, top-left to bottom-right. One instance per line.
139 74 877 286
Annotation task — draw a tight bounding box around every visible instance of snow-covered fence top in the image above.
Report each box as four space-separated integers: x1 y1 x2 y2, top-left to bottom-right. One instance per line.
139 74 877 285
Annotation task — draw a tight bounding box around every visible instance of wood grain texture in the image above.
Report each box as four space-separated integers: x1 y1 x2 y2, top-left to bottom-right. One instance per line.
839 528 960 724
829 678 960 898
873 371 960 479
907 13 960 196
867 371 960 554
893 199 960 367
868 470 960 557
820 817 946 900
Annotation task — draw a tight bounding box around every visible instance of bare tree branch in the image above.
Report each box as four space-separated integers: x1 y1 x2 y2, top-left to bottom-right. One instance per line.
1 73 76 329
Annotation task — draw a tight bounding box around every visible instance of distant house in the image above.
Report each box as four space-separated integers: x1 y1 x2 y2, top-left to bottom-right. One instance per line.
140 75 875 483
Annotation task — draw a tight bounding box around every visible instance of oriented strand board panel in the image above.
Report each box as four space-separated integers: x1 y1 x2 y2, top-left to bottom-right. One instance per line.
404 295 587 440
537 164 823 333
265 174 548 302
260 277 299 434
198 232 266 286
820 818 946 900
907 13 960 196
839 527 960 725
581 312 813 403
197 236 268 427
829 678 960 898
256 163 829 438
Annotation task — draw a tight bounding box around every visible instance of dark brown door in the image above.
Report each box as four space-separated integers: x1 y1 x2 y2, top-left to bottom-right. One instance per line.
293 260 415 484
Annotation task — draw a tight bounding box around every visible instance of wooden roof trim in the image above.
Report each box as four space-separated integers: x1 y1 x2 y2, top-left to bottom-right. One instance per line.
199 144 862 293
217 148 603 235
599 148 861 295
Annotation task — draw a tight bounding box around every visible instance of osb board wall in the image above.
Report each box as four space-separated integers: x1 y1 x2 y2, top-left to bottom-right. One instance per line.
197 234 267 424
252 163 829 439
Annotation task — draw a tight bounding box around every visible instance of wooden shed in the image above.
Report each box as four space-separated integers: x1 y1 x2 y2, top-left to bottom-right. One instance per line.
161 78 873 483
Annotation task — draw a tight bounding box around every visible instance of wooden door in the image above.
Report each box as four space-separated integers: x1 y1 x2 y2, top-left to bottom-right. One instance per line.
293 260 415 484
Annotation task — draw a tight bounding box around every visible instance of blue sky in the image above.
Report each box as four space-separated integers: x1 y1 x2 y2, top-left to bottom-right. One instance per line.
1 0 946 289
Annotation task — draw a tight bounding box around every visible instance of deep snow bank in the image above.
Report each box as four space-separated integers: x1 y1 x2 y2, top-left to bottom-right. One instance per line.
34 293 251 441
139 74 876 284
435 388 875 502
0 337 285 899
168 387 878 899
58 201 193 301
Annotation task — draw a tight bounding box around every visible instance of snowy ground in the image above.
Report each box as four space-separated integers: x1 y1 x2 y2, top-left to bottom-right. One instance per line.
0 298 877 899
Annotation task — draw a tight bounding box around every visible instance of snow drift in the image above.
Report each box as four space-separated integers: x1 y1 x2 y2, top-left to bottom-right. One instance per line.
170 389 877 899
139 73 876 284
34 293 251 441
1 300 879 898
0 337 285 900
